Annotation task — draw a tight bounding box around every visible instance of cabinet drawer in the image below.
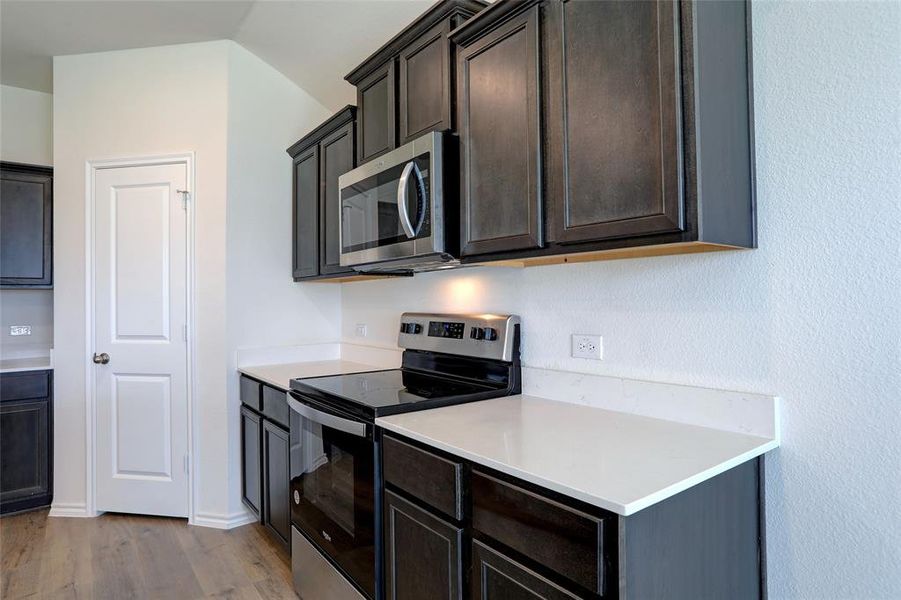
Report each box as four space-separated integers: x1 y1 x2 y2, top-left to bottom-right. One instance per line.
383 435 463 520
261 385 289 429
0 370 50 402
472 470 605 595
239 376 262 411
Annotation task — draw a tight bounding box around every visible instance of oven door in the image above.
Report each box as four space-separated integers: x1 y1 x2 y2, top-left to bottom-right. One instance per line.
288 392 375 598
338 131 444 268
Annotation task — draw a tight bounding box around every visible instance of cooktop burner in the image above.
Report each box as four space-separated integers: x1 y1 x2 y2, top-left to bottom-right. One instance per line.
291 369 502 416
289 313 522 419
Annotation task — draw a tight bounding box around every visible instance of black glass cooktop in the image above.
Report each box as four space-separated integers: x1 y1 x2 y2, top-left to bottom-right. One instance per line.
290 369 502 417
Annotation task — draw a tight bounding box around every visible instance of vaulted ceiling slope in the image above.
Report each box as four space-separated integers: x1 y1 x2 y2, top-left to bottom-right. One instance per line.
0 0 433 110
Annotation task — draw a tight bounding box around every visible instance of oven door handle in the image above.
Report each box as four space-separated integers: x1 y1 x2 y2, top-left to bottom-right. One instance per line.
396 161 424 239
287 394 368 438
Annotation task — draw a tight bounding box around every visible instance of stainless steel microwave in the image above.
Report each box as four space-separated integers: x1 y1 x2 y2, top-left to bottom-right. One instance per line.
338 131 458 272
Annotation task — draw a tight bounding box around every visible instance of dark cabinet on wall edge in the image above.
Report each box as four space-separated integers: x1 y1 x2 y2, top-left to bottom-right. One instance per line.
287 106 357 283
0 370 53 515
1 162 53 288
450 0 756 267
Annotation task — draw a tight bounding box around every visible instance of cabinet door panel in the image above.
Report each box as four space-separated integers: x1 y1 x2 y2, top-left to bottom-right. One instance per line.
385 490 462 600
0 165 52 287
240 406 262 519
293 146 319 279
459 7 542 257
357 62 397 163
0 399 51 511
319 122 356 275
472 540 579 600
400 21 452 143
263 420 290 545
548 0 683 243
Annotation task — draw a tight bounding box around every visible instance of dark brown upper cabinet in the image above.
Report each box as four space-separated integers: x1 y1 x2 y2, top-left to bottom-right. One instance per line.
546 0 683 243
355 61 397 164
455 4 543 257
287 106 357 282
319 121 356 276
1 163 52 288
452 0 756 265
292 145 319 279
345 0 487 165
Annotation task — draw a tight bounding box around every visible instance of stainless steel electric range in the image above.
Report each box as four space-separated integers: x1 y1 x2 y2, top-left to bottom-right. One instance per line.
287 312 522 600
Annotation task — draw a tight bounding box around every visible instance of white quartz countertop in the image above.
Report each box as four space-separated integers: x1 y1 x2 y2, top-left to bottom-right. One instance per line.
376 395 778 516
238 360 384 391
0 357 53 373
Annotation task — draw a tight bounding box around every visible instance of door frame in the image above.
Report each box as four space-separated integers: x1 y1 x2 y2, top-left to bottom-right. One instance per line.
84 152 196 522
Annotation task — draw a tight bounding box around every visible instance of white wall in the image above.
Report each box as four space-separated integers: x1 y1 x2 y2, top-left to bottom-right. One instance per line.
53 41 231 518
224 43 339 517
0 84 52 165
0 85 55 359
340 2 901 598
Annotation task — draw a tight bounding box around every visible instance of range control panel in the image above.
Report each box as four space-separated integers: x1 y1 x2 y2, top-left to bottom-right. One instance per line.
398 312 520 363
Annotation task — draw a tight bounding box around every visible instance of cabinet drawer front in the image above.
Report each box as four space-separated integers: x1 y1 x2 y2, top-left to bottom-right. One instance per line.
383 435 463 520
385 490 463 600
239 376 262 411
261 385 289 429
0 370 50 402
472 539 580 600
472 470 604 595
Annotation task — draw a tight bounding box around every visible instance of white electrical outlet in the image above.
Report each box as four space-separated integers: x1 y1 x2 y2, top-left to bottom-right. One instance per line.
9 325 32 336
571 334 603 360
355 323 368 338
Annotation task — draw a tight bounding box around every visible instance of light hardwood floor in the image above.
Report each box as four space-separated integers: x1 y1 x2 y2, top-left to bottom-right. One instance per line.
1 509 297 599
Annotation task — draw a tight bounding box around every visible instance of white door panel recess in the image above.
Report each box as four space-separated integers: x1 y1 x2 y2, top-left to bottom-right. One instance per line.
94 162 189 517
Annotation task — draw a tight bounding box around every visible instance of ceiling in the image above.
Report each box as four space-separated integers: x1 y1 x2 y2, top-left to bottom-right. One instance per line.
0 0 434 110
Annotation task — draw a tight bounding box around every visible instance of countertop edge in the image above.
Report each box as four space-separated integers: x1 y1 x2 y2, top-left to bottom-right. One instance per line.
375 418 778 517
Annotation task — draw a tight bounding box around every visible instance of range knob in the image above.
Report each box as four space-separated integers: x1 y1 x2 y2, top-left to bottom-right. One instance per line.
483 327 498 341
470 326 484 340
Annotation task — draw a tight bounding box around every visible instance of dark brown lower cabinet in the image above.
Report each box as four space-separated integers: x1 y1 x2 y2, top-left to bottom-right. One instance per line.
472 539 580 600
0 370 53 515
240 405 262 519
262 420 290 546
381 431 765 600
385 490 463 600
239 375 290 550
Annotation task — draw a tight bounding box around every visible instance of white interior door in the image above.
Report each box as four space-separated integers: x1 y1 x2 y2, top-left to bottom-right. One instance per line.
94 161 189 517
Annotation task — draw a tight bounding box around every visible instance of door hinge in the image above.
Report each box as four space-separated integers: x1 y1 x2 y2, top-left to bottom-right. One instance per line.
176 189 190 210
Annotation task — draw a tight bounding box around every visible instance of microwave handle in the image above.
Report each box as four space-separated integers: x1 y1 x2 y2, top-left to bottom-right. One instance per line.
287 393 368 438
397 161 421 239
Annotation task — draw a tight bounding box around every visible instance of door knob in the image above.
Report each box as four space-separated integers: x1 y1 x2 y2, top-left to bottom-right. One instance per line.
93 352 110 365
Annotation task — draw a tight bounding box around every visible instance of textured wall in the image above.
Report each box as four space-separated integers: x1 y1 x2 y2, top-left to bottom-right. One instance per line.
341 2 901 597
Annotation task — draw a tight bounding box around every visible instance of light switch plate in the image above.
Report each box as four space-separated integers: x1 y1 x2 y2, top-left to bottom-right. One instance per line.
10 325 32 336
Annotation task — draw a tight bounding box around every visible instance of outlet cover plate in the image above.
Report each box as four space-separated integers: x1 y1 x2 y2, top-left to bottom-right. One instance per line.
9 325 32 336
571 334 603 360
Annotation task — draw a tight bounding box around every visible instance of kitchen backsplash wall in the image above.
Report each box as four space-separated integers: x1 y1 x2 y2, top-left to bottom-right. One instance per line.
0 289 53 356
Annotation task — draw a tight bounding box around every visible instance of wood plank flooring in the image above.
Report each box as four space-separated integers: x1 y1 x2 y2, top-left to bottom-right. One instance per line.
0 509 297 599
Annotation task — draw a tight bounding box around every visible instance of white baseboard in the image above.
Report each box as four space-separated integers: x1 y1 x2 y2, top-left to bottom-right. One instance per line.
48 502 90 518
191 510 257 530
